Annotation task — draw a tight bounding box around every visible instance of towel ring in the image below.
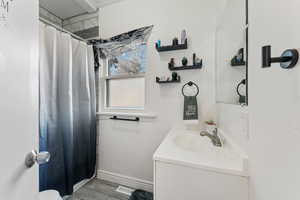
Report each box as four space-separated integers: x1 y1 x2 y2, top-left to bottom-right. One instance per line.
236 79 246 97
182 81 199 97
236 79 246 104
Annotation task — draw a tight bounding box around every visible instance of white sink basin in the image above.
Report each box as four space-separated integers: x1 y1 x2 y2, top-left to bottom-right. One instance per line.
153 128 249 200
154 128 248 177
174 133 215 153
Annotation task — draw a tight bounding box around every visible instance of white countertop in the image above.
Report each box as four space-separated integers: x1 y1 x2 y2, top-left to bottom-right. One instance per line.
153 128 249 177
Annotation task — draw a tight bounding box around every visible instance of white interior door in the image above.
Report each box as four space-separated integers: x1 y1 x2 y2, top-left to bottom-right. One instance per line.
0 0 39 199
249 0 300 199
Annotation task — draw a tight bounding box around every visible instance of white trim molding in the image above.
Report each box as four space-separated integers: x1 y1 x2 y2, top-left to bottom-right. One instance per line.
95 0 125 8
73 177 94 192
97 170 153 192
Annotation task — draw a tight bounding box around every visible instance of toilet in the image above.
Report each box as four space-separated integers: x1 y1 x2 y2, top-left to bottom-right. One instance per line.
38 190 62 200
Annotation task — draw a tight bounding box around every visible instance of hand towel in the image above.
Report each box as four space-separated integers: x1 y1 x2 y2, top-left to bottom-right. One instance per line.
183 96 199 124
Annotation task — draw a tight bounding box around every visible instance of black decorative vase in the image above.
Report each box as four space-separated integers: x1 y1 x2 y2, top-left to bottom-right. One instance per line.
172 38 179 46
182 57 188 66
172 72 178 81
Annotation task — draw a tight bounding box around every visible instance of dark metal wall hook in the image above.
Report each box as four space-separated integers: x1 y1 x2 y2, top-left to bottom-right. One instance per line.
262 45 299 69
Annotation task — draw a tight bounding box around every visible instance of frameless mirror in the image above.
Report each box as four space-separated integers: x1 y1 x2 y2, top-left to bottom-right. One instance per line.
216 0 248 105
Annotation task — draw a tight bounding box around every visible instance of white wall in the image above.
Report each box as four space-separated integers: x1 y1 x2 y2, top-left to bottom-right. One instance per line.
217 104 249 154
97 1 300 199
98 0 224 186
249 0 300 199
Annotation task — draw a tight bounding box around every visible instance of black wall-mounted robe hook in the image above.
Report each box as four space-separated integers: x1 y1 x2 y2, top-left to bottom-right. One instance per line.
262 45 299 69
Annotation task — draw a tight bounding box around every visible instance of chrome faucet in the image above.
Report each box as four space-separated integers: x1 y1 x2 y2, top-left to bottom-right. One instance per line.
200 128 222 147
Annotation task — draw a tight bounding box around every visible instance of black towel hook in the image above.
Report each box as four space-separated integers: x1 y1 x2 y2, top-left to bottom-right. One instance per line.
262 45 299 69
182 81 199 97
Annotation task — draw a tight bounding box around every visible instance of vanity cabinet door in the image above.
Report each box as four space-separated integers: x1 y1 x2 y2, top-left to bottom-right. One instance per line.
154 161 248 200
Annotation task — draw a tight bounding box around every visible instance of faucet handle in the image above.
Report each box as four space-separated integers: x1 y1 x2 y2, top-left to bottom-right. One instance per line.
200 131 209 136
212 128 218 135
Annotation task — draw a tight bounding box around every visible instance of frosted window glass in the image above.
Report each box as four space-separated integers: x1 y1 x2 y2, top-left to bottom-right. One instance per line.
107 77 145 108
108 44 147 76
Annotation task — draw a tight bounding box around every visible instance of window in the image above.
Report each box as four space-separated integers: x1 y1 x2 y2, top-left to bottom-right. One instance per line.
97 25 153 111
108 44 147 76
104 44 147 110
106 77 145 109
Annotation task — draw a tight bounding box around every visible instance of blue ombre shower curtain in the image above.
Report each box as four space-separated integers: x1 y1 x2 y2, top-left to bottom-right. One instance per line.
39 22 97 196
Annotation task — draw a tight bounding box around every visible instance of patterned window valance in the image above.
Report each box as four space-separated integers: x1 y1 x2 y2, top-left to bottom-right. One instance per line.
91 25 153 76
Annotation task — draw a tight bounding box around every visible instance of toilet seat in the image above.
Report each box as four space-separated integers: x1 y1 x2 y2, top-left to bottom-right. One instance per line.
39 190 62 200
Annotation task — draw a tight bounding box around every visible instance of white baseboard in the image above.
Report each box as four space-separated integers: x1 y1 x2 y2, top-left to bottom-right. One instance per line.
74 176 95 192
97 170 153 192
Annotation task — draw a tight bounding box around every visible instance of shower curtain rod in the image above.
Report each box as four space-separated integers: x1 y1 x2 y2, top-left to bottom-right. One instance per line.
39 17 88 43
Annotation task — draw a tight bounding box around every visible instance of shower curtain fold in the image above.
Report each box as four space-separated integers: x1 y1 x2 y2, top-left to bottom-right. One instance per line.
39 22 97 196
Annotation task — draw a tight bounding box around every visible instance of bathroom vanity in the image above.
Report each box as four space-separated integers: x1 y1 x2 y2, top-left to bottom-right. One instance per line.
153 128 249 200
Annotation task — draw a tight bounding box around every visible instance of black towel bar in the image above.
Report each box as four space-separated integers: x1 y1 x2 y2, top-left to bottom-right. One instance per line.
110 116 140 122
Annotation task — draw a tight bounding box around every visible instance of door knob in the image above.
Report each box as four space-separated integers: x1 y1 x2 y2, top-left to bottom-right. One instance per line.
25 150 50 168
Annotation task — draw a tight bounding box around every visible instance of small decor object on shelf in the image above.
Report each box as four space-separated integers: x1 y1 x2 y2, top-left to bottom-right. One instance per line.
195 58 202 66
181 30 187 45
156 40 161 48
160 76 167 82
231 48 246 66
193 53 196 65
205 120 217 133
193 53 203 66
169 58 175 67
172 37 179 46
205 120 216 125
182 57 188 66
172 72 178 81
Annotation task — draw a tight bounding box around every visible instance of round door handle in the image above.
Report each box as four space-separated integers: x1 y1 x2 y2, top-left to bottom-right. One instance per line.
25 150 50 168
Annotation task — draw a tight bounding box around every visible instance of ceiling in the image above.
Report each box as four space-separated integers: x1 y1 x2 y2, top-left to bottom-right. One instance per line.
40 0 124 19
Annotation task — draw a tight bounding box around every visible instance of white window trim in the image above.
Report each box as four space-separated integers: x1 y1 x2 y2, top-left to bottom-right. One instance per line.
100 58 147 112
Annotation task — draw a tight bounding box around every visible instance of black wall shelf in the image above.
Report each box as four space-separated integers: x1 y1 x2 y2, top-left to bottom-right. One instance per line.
168 62 202 71
156 76 181 84
231 61 246 67
231 48 246 67
156 39 188 52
